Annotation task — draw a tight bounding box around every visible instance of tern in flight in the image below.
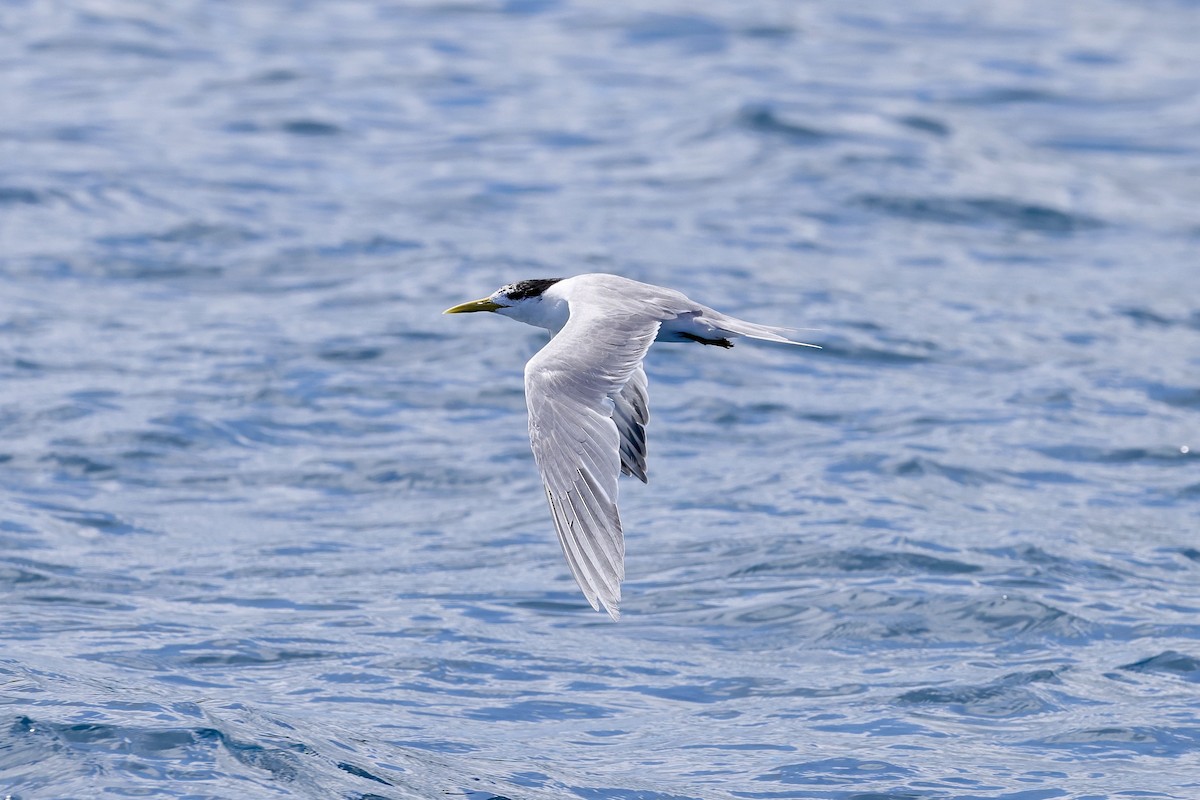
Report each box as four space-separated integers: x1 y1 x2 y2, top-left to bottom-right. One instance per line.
445 273 816 619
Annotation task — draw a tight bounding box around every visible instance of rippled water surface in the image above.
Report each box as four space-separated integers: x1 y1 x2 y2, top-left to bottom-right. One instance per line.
3 2 1199 798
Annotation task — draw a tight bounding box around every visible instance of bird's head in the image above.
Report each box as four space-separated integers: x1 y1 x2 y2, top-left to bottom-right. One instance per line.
443 278 563 323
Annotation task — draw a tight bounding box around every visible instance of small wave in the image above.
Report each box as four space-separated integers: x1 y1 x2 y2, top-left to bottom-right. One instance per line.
896 114 952 137
622 13 729 53
731 547 981 578
463 699 614 722
1035 444 1189 466
737 104 831 144
1116 306 1200 330
1030 725 1200 756
953 86 1062 105
889 455 1003 486
1143 382 1200 409
1119 651 1200 683
809 338 936 365
281 119 344 137
0 186 45 205
755 756 914 785
856 194 1103 233
83 638 370 671
895 669 1061 718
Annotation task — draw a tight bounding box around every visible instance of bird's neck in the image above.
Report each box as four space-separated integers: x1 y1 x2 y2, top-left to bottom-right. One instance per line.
508 295 571 334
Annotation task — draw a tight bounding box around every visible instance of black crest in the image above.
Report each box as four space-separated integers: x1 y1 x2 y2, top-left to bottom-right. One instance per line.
501 278 562 301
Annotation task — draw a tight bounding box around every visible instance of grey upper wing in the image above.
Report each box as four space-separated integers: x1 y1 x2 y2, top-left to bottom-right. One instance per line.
524 310 660 620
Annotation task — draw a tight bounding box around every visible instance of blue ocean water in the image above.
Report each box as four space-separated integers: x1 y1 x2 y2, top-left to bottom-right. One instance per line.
2 1 1199 797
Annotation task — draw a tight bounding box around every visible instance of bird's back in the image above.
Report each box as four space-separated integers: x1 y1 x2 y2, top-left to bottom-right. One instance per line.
554 273 804 347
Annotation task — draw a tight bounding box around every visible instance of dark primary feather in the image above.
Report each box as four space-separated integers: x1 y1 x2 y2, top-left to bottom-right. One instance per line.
612 366 649 482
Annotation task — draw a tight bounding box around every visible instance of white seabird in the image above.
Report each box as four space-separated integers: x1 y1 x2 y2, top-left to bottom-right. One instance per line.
445 273 816 620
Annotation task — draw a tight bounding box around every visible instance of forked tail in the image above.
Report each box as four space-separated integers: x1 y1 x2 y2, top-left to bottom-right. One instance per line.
716 314 821 348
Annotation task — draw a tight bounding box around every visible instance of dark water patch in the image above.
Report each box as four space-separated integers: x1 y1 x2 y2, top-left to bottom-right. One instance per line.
253 68 304 84
150 222 262 245
281 119 344 137
981 544 1133 586
83 639 366 670
1118 651 1200 683
486 181 559 196
895 669 1061 718
11 715 220 757
187 594 363 612
5 715 229 788
1034 444 1188 466
1005 384 1073 411
98 222 262 248
49 124 110 142
737 104 831 143
623 13 729 54
954 87 1063 105
890 456 1003 486
699 400 794 426
463 700 614 722
632 676 800 704
126 428 196 452
320 671 392 685
389 652 555 685
211 731 305 783
855 195 1102 233
897 114 951 137
964 596 1096 641
23 593 138 612
1067 49 1122 66
28 37 191 61
40 505 150 536
318 345 384 362
754 757 914 785
739 23 797 41
1007 469 1086 486
40 452 117 478
1029 725 1200 757
733 547 980 578
0 563 54 589
1117 306 1181 328
724 599 816 627
502 0 562 16
814 592 1099 648
534 130 603 148
682 742 796 752
806 716 949 743
0 186 44 205
1039 136 1194 156
573 790 701 800
337 760 393 785
145 414 254 451
285 236 423 260
1143 382 1200 409
809 338 935 365
101 258 225 281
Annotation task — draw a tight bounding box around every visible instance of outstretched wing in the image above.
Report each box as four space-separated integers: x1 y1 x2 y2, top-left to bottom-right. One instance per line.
524 309 660 620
